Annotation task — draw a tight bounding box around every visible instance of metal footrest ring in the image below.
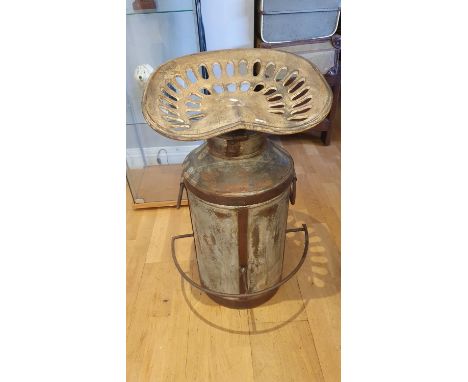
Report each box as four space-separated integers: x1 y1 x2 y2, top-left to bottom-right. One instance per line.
171 224 309 300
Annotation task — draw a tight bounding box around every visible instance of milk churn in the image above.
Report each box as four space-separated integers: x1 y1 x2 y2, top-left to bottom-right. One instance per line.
142 48 332 308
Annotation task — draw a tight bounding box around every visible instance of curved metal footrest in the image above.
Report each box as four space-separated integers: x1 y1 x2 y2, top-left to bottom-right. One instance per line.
171 224 309 300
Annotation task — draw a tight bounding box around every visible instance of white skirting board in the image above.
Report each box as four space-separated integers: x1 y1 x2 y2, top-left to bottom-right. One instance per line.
126 144 200 169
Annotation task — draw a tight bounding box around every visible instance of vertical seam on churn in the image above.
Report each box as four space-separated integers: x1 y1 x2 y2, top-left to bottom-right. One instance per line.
237 207 249 294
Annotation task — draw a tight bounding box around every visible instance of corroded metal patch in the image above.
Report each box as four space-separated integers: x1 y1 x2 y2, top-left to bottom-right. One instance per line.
187 188 290 296
188 193 240 294
247 190 289 291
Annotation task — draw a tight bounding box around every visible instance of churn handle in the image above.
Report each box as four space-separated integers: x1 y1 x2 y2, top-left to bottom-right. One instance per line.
171 224 309 299
289 173 297 205
176 179 186 209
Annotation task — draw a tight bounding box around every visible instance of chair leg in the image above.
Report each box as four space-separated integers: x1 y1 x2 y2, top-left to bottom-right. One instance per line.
321 78 340 146
321 129 332 146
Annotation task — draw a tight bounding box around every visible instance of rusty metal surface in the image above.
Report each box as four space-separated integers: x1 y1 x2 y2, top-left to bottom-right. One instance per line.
179 133 300 306
207 131 266 159
171 225 309 307
237 207 249 294
182 136 294 206
183 173 294 207
247 189 290 291
188 193 240 294
144 49 331 308
142 48 332 140
186 188 292 296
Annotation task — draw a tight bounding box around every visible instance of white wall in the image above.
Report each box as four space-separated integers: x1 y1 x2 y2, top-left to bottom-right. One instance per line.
201 0 254 50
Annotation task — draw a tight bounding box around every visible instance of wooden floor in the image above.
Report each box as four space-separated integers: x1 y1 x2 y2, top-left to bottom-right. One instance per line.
127 128 341 382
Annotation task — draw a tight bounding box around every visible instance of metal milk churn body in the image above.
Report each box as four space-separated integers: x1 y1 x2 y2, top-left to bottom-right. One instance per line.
179 131 297 307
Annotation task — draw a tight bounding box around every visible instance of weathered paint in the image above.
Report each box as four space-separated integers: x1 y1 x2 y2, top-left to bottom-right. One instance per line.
183 133 296 306
188 193 240 294
247 190 289 291
187 188 290 295
182 136 294 203
139 49 331 308
142 49 333 141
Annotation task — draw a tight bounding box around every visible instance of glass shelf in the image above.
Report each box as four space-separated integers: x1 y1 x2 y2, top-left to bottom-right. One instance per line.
126 0 193 16
126 123 202 168
126 123 203 206
126 0 200 207
126 9 192 16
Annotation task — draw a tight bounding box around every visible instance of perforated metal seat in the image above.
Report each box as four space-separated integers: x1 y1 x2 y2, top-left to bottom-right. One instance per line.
142 48 332 141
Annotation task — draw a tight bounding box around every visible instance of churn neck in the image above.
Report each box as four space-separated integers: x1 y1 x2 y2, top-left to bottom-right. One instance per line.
207 131 266 159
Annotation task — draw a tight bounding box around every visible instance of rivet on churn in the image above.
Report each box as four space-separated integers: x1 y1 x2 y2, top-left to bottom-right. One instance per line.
143 48 332 309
